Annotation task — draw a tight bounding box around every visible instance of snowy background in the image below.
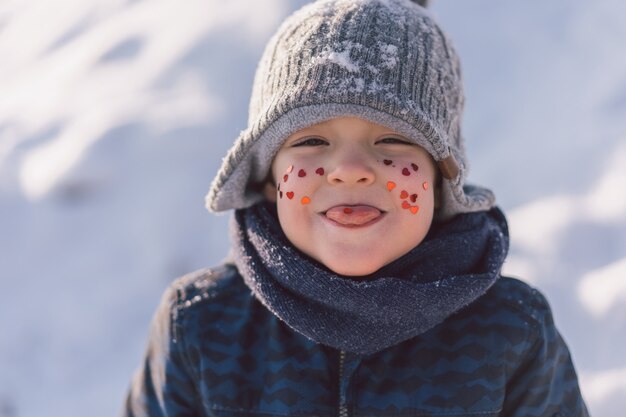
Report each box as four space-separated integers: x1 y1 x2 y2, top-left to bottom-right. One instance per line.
1 0 624 415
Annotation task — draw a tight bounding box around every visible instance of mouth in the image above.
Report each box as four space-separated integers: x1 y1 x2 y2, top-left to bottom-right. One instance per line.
321 204 385 228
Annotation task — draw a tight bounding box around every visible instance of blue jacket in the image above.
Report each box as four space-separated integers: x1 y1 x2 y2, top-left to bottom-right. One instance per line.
123 264 589 417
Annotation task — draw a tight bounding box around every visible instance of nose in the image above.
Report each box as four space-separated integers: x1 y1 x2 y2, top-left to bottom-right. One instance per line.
326 148 376 186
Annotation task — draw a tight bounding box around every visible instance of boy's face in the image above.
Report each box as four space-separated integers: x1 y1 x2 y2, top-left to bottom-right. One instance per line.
267 117 438 276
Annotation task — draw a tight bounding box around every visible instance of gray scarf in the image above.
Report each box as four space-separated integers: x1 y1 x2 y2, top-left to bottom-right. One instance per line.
231 203 509 355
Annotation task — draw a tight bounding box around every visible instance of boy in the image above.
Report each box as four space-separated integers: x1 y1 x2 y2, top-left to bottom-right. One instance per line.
123 0 589 416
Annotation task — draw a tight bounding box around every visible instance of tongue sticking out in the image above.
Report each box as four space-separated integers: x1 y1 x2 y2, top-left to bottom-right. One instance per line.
325 205 382 226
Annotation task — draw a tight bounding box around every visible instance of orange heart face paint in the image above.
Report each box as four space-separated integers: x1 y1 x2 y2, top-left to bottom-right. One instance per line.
423 182 429 190
387 181 396 191
301 196 311 205
400 190 408 199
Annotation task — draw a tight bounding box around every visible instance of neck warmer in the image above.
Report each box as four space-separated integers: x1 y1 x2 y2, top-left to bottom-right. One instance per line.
231 203 509 355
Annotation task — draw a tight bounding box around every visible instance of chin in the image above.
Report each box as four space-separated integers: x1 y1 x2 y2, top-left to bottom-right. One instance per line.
312 245 402 277
321 257 385 277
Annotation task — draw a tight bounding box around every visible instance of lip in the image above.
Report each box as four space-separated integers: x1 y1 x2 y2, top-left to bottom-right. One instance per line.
320 204 387 229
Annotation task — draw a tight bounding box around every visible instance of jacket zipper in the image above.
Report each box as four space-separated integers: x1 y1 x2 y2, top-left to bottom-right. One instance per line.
338 350 348 417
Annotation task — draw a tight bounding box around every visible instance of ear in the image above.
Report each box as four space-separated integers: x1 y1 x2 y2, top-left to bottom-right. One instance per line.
434 183 442 209
263 182 277 202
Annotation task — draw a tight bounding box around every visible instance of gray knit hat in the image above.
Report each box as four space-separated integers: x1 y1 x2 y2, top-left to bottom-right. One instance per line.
206 0 495 220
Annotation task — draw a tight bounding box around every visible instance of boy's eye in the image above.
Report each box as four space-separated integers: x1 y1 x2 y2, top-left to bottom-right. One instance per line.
377 137 412 145
292 137 329 147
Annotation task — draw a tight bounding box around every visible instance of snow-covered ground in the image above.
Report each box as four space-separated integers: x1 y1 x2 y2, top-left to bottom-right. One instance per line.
1 0 624 416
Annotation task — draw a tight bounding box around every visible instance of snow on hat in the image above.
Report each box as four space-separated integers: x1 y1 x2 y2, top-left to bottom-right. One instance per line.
205 0 495 220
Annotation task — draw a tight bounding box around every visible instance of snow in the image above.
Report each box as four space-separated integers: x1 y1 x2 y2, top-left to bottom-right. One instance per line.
578 258 626 318
1 0 625 416
325 49 359 73
582 365 626 408
379 44 399 68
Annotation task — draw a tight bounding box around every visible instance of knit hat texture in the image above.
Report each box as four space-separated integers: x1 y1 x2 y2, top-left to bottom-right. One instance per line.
206 0 495 220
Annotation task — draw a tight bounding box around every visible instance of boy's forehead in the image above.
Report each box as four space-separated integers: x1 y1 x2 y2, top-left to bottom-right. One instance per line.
291 116 403 136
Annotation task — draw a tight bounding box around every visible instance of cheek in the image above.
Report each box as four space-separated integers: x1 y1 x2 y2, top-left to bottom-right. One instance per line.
383 161 433 216
275 163 325 206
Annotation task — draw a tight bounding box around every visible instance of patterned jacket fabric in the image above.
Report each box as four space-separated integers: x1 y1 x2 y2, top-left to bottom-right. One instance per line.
122 264 589 417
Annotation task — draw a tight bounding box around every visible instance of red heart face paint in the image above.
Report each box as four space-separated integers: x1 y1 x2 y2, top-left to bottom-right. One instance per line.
278 165 321 204
275 151 425 225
